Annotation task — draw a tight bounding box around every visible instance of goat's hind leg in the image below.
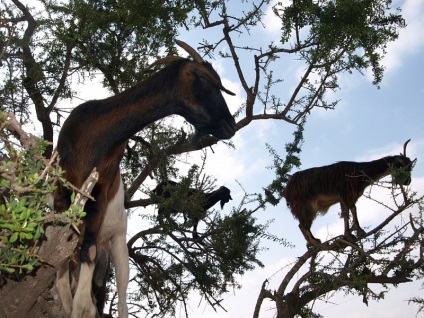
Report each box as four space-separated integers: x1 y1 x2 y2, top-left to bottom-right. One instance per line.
297 207 321 248
71 238 98 318
340 202 359 243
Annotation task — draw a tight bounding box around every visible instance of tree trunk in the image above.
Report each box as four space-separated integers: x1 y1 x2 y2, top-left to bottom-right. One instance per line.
0 225 79 318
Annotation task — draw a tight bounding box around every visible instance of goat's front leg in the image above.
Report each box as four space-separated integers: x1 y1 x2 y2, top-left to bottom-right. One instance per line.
297 208 321 248
350 205 366 238
192 218 200 239
299 222 321 248
71 238 98 318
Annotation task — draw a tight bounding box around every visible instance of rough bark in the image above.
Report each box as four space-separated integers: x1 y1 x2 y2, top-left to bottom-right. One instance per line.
0 225 78 318
0 169 99 318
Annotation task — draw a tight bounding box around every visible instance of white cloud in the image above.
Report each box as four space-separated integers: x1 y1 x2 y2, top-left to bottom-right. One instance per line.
263 0 284 37
378 0 424 76
355 139 420 162
222 77 245 114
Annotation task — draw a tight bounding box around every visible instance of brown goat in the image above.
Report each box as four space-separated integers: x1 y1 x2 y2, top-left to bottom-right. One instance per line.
53 40 236 318
282 140 415 248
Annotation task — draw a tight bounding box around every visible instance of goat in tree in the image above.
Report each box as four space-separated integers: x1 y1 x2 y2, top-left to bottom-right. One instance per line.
53 40 236 318
153 180 232 239
282 140 415 248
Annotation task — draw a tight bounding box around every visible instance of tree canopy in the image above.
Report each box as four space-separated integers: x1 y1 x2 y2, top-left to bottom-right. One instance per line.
1 0 423 317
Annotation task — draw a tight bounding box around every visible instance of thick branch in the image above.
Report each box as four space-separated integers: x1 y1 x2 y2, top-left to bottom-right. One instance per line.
11 0 54 155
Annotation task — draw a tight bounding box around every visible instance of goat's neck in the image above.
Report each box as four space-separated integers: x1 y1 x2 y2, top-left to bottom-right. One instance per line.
203 191 220 210
58 78 180 183
358 157 394 181
99 83 178 144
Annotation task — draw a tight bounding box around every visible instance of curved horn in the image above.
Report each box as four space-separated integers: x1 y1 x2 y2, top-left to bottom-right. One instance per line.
176 39 235 96
175 39 204 63
403 139 411 156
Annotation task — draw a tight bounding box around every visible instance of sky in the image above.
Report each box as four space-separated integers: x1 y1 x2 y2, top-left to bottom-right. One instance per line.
19 0 424 316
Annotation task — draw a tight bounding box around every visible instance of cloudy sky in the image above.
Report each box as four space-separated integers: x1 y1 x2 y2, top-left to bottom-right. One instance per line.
167 0 424 317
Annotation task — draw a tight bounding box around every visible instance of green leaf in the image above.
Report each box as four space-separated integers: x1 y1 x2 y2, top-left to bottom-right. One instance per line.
26 222 38 230
9 232 19 243
34 227 41 240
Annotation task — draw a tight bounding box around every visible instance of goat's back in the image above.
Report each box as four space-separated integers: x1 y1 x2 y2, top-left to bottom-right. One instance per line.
283 162 371 212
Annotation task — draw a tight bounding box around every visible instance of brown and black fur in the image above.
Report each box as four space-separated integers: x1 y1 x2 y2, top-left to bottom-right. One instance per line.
283 141 414 248
53 40 236 317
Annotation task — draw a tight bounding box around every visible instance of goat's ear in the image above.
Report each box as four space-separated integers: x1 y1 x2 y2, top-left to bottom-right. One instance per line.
220 199 226 209
220 195 232 209
217 82 236 96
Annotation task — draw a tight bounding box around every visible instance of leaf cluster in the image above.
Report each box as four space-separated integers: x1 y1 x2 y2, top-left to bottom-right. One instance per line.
278 0 405 85
127 168 266 317
0 117 57 274
263 118 305 206
0 112 85 277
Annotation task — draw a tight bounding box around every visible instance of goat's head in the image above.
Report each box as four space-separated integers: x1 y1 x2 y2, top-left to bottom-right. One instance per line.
152 40 236 144
217 186 232 209
390 139 416 186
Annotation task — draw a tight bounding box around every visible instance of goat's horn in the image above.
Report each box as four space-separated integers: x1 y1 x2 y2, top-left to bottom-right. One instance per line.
403 139 411 156
175 39 204 63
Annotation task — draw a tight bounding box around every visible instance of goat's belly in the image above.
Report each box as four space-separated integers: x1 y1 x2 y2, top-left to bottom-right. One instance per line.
311 194 340 215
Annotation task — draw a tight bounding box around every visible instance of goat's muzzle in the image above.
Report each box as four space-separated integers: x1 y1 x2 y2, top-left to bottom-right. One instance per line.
191 117 236 145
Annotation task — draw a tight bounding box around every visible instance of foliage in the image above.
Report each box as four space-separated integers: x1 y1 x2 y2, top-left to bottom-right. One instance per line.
0 0 417 317
278 0 405 86
408 297 424 315
0 112 83 275
263 117 305 206
127 165 267 316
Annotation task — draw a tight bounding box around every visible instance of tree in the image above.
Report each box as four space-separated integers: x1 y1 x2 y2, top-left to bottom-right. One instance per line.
1 0 422 317
253 181 424 318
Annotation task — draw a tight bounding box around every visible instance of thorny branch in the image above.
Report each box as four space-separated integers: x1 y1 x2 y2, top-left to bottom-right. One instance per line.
252 187 424 318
